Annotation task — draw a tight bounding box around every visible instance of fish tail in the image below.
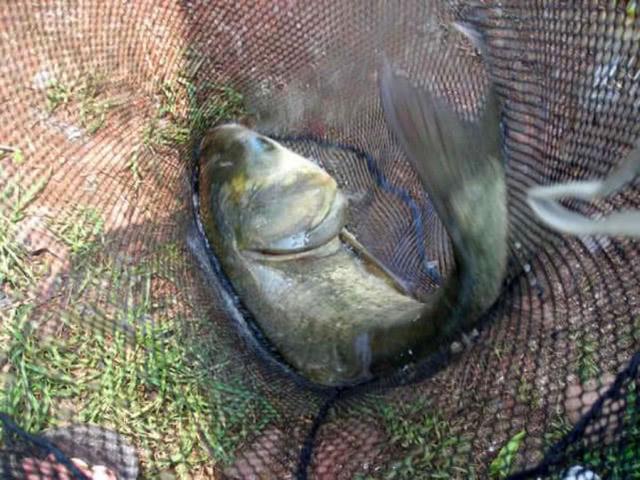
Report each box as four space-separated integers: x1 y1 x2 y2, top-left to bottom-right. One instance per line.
379 57 502 219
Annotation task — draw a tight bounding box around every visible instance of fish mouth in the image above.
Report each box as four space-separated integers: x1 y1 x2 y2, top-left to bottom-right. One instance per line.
242 246 337 262
242 190 348 262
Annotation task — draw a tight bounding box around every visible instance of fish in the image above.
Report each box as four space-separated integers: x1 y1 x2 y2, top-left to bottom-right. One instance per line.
198 26 509 387
198 124 424 386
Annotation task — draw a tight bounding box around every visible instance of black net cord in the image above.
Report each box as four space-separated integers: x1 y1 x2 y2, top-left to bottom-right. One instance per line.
509 350 640 480
0 413 90 480
295 389 342 480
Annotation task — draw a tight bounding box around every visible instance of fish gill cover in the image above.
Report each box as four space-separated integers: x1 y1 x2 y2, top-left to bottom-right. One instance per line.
0 1 639 479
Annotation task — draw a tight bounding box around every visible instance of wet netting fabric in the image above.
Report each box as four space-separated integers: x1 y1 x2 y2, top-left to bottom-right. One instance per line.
1 0 640 479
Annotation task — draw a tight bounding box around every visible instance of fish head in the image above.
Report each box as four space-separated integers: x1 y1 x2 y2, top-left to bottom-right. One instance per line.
199 124 348 256
200 123 281 180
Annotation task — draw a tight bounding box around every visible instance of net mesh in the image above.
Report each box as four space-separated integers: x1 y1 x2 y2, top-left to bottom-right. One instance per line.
1 0 639 478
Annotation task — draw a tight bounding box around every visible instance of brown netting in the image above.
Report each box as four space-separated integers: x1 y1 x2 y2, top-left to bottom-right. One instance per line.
1 0 639 478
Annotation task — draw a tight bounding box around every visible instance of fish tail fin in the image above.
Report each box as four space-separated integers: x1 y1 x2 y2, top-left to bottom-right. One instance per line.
379 57 502 215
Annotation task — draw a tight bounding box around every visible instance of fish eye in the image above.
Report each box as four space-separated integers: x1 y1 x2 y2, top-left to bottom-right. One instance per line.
256 137 276 152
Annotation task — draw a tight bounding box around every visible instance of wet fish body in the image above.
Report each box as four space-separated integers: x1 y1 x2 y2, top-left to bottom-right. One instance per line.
199 125 424 386
199 100 507 386
199 25 508 387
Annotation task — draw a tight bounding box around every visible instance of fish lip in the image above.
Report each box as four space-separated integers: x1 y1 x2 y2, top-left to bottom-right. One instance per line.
240 246 334 262
241 188 348 261
240 211 342 261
